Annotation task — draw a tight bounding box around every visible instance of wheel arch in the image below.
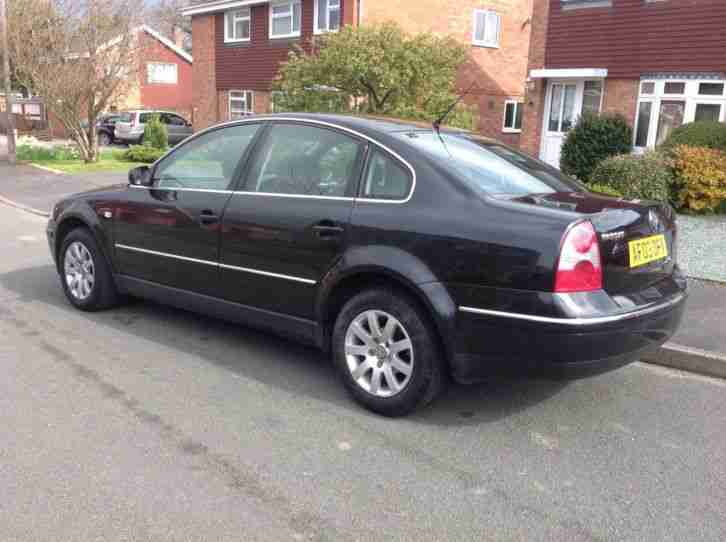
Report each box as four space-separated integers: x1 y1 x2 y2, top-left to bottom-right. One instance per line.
316 252 457 370
55 210 115 275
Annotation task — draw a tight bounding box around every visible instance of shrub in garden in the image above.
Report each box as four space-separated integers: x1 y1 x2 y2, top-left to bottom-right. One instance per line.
122 145 166 164
671 145 726 213
560 113 633 182
142 115 168 150
660 121 726 154
589 151 673 202
587 183 623 198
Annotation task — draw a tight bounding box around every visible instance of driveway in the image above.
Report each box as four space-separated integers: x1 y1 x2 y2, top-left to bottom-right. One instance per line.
0 204 725 541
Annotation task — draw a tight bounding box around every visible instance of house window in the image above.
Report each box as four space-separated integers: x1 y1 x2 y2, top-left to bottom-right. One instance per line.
315 0 340 33
472 9 500 48
225 8 251 42
582 80 603 115
147 62 178 84
270 0 301 39
229 91 254 119
503 100 523 132
634 78 726 148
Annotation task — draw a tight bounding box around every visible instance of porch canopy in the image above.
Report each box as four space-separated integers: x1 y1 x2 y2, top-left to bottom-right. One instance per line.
529 68 608 79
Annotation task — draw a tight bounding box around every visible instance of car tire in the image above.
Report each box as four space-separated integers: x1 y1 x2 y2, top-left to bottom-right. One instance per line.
59 227 120 312
332 288 446 417
98 131 111 146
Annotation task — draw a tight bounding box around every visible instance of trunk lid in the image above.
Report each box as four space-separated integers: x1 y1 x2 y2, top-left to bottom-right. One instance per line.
114 112 136 137
508 192 677 295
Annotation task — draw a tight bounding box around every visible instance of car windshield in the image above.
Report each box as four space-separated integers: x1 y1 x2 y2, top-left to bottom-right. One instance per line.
118 112 134 123
396 131 583 196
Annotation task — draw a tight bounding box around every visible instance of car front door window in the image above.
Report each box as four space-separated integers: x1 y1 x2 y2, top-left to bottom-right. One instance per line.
154 124 261 191
246 123 363 197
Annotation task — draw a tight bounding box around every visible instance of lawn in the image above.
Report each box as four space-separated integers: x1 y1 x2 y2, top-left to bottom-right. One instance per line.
32 157 145 174
17 144 145 174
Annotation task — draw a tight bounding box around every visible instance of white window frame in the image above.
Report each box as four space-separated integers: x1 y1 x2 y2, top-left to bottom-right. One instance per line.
502 100 523 133
633 78 726 150
472 9 501 48
314 0 341 34
269 0 302 39
224 8 251 43
229 90 254 120
147 62 178 84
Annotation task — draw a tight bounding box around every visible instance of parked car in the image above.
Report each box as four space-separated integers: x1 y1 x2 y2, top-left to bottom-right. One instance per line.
114 110 193 146
47 114 687 416
96 114 123 146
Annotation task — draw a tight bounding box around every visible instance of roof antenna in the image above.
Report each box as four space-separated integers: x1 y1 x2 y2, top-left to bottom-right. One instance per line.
433 81 477 132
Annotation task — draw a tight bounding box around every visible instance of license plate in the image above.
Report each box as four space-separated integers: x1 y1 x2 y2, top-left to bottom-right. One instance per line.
629 234 668 268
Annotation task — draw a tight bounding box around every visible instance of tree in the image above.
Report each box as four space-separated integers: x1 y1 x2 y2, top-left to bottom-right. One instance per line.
7 0 144 162
273 22 476 129
147 0 191 51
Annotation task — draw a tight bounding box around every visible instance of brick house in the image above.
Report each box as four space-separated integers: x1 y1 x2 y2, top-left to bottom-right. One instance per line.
183 0 533 145
521 0 726 167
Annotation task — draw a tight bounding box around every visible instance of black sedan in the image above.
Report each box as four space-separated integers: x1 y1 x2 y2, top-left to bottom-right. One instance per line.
47 114 687 416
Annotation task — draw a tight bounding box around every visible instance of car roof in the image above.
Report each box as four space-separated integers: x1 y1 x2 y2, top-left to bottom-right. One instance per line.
237 112 499 144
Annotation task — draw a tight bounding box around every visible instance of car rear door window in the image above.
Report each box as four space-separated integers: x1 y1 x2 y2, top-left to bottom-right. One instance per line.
245 123 363 197
360 149 412 200
153 124 261 191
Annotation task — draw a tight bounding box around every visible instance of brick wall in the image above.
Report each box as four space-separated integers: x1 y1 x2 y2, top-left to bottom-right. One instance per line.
602 78 638 126
520 0 548 156
192 14 218 131
138 31 194 120
364 0 532 142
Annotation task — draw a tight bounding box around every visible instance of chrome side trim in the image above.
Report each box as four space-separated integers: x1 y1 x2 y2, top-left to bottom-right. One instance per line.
114 244 317 285
219 263 317 284
115 244 218 267
233 191 353 202
459 293 685 326
129 185 234 195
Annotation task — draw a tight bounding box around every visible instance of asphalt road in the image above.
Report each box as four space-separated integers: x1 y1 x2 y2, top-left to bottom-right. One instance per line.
1 202 725 542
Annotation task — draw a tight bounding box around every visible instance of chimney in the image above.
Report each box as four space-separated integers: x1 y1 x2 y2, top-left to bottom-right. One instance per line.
173 26 184 49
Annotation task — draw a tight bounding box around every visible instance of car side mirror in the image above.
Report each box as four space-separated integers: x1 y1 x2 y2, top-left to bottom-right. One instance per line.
128 165 152 187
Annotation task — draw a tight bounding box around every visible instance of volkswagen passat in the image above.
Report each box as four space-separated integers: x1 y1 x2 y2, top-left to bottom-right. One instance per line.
47 114 687 416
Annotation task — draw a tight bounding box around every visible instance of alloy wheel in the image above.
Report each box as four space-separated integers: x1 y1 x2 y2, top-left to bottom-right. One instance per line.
344 310 414 398
64 241 95 301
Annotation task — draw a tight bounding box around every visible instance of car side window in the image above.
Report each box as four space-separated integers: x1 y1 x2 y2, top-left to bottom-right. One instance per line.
153 124 261 191
139 113 152 124
245 123 363 197
164 114 186 126
361 149 412 200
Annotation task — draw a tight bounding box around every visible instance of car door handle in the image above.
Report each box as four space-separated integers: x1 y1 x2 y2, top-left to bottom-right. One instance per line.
313 220 344 238
199 209 219 225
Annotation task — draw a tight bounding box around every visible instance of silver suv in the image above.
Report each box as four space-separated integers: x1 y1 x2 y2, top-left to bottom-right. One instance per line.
114 110 193 146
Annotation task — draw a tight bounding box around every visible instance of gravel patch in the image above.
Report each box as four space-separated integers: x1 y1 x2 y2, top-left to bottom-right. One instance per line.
677 214 726 283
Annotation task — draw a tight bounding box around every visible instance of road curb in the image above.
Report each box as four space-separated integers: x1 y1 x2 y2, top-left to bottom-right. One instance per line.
641 342 726 380
0 194 50 218
29 163 65 175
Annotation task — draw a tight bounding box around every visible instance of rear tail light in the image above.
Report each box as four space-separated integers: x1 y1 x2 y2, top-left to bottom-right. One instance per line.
555 220 602 293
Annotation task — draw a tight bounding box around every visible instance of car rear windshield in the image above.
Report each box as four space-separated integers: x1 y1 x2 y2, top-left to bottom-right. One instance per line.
396 131 582 196
117 112 134 123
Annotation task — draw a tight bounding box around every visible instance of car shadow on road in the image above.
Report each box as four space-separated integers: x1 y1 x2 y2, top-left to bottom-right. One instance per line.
0 264 569 427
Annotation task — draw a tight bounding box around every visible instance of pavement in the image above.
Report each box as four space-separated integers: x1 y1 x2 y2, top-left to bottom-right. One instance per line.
1 157 725 382
1 202 725 541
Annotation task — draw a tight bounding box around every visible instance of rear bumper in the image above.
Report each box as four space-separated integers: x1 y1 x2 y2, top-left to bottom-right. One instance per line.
452 290 687 383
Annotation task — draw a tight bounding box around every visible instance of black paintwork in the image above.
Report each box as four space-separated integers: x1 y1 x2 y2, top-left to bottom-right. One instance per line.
47 113 687 382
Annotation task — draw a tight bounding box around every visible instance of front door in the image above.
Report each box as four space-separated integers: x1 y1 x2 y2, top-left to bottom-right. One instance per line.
219 121 366 320
114 122 262 297
540 80 603 168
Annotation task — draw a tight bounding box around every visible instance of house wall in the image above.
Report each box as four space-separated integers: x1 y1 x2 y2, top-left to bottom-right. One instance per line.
363 0 533 143
192 14 219 130
545 0 726 79
138 31 194 120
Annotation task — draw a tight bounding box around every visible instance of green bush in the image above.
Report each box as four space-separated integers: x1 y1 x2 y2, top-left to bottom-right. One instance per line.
121 145 166 164
589 151 673 202
671 145 726 213
142 114 168 150
560 113 633 182
660 121 726 154
588 183 623 198
16 144 81 161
